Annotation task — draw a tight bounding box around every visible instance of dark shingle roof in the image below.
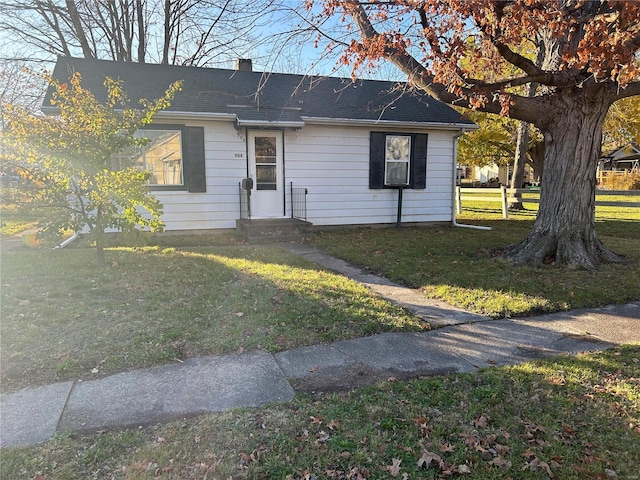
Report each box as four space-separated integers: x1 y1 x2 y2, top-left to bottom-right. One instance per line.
45 57 474 128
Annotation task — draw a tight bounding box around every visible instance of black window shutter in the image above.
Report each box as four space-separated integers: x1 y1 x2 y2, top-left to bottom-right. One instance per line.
185 126 206 193
410 133 427 189
369 131 385 189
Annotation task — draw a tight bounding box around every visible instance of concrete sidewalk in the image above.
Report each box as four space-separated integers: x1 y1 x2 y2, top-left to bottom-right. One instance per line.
2 245 639 448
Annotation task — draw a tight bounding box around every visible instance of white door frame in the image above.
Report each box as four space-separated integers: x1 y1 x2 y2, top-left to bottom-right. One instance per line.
247 130 284 218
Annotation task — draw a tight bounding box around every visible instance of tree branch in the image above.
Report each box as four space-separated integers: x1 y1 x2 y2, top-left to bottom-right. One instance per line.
614 81 640 100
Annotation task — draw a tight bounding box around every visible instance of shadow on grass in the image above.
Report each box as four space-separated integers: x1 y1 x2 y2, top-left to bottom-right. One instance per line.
0 245 422 391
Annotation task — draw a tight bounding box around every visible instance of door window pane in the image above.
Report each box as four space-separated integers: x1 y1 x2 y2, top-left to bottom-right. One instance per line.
256 165 277 190
255 136 277 190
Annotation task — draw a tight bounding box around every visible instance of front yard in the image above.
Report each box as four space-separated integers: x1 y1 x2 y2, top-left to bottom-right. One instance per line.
1 207 639 479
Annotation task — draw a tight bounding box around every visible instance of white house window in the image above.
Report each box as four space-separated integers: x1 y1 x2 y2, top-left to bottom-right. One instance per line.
385 135 411 185
114 129 184 186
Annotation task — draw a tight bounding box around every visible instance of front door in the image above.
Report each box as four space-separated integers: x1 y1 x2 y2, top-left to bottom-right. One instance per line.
248 130 284 218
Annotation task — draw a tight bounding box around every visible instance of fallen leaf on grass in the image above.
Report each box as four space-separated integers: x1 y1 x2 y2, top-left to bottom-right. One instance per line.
488 456 512 469
521 448 536 459
417 450 441 469
495 443 510 455
240 448 263 466
460 432 480 447
473 414 489 428
385 458 402 477
458 464 472 474
327 419 341 430
523 458 553 477
347 467 368 479
524 422 547 445
414 416 430 438
439 442 455 453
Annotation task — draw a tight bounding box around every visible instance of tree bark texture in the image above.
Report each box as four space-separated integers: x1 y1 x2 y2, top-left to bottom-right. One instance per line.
505 91 624 269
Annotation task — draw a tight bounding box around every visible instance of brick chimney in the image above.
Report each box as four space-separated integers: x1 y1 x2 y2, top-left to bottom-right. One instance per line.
236 59 253 72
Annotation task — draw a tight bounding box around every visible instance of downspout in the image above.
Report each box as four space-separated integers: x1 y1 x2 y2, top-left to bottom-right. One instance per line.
451 129 492 231
54 232 80 249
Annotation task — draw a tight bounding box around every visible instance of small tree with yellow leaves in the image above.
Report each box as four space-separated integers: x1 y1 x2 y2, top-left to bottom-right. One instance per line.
2 72 182 266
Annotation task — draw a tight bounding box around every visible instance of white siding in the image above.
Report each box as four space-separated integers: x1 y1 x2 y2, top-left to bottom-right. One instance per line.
153 120 247 230
154 121 456 231
284 125 455 227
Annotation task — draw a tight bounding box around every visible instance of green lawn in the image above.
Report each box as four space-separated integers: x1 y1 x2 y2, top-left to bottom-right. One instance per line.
310 210 640 318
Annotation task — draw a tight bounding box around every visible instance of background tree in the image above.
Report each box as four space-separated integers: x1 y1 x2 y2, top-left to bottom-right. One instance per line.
602 95 640 151
457 111 514 168
2 72 181 267
313 0 640 269
0 0 272 67
0 62 48 138
457 111 544 186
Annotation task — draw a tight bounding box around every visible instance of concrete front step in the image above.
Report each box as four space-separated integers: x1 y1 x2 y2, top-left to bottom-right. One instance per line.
236 218 313 244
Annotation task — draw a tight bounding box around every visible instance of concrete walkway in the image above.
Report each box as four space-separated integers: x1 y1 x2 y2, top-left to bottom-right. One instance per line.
2 244 639 448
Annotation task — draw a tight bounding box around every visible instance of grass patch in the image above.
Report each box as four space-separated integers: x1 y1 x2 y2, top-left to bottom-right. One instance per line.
2 345 638 479
310 204 640 318
0 245 422 392
0 204 45 237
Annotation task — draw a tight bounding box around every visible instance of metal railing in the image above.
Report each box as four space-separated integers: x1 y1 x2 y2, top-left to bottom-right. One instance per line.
290 182 308 221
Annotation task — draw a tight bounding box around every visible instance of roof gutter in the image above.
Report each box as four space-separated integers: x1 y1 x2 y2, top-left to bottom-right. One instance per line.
301 116 479 130
153 111 238 122
235 119 306 128
451 128 492 231
41 107 240 123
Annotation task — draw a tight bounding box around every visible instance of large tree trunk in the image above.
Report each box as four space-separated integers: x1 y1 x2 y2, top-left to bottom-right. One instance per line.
505 93 624 270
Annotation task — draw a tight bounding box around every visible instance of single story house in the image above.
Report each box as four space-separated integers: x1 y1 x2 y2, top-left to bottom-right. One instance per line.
599 142 640 173
45 57 476 234
469 163 536 187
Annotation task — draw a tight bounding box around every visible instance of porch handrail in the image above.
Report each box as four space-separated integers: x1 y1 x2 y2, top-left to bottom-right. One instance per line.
290 182 308 221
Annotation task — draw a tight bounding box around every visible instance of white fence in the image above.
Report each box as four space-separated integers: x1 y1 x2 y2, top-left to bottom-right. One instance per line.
456 187 640 219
